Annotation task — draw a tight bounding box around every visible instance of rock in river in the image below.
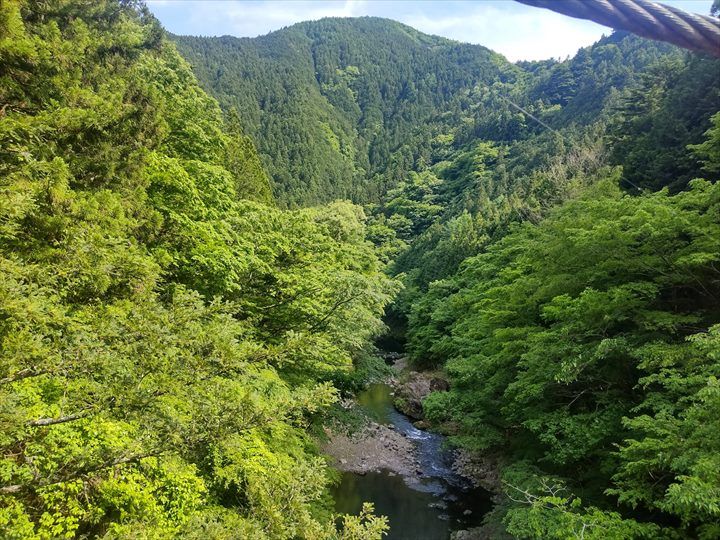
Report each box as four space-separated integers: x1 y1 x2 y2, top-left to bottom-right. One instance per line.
393 371 450 420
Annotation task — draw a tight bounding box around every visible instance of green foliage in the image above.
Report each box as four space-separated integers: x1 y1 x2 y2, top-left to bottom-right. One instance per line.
172 18 519 205
504 491 658 540
388 30 720 537
325 353 393 397
170 14 719 540
609 55 720 191
417 173 720 537
689 111 720 177
174 25 698 207
333 503 389 540
499 466 659 540
2 2 718 538
609 326 720 538
0 2 394 538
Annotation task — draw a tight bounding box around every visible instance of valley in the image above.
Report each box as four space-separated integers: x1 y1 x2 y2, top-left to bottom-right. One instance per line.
1 1 719 539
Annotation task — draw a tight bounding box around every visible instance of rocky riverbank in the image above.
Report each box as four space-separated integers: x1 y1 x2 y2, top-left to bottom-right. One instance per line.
322 421 424 482
323 355 486 487
324 354 500 538
452 450 503 493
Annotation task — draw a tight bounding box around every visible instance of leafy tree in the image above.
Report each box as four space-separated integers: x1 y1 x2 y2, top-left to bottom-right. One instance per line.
0 2 395 538
419 170 720 537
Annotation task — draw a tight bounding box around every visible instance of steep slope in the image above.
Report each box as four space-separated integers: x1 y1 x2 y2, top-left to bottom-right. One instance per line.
4 2 717 537
0 2 395 538
173 18 519 205
171 9 720 540
370 31 717 324
173 21 706 207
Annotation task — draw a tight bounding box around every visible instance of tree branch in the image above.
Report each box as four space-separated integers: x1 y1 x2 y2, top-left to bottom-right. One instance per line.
26 410 92 427
0 451 160 494
0 368 48 385
309 293 363 332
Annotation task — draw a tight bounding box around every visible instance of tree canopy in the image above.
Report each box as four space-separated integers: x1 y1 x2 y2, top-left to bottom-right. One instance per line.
2 1 719 538
0 1 394 537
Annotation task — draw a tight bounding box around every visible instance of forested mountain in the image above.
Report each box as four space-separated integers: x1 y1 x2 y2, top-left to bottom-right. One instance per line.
173 21 712 207
173 18 519 205
416 146 720 539
176 11 720 539
383 25 720 537
2 1 719 538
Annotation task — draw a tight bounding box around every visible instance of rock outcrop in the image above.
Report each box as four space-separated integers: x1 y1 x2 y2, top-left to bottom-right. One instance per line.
393 370 449 420
452 450 503 493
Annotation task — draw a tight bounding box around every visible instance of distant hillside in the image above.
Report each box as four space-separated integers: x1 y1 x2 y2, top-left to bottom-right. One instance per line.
173 17 519 204
172 18 702 205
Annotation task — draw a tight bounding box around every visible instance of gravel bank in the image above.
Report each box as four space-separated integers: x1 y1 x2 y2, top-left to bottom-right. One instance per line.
322 421 425 484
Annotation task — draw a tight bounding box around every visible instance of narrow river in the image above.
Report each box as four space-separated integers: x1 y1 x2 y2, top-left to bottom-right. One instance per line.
331 383 493 539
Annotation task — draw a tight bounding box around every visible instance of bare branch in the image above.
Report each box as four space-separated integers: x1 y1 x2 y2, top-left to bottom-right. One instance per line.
26 410 92 427
0 368 48 385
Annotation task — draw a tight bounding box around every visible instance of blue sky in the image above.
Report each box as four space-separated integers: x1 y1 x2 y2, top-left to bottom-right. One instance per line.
147 0 714 61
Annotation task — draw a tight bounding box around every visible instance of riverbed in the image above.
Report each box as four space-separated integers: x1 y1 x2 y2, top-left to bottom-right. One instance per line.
330 383 493 539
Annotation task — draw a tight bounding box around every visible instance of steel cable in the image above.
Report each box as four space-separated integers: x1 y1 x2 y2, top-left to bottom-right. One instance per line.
516 0 720 58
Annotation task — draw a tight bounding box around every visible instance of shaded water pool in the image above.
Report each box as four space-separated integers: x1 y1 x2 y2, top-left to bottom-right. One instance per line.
331 383 493 539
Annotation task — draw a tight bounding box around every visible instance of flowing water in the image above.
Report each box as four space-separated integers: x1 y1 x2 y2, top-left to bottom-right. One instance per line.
331 383 493 539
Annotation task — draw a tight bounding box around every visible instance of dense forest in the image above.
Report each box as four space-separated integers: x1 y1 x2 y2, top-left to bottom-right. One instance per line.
172 20 716 206
177 10 720 540
0 1 393 538
173 18 517 206
1 0 719 538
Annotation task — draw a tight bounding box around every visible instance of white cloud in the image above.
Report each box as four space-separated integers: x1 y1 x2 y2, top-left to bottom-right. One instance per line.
148 0 613 61
214 1 608 61
402 5 609 61
210 1 368 36
149 0 712 60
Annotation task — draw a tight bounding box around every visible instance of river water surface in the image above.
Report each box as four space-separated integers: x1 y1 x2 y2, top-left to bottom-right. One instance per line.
331 383 493 539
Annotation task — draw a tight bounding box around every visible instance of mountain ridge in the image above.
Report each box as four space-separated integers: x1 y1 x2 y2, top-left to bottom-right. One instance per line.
172 16 483 54
171 17 693 206
172 17 519 204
